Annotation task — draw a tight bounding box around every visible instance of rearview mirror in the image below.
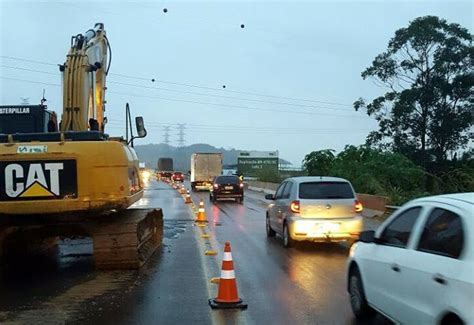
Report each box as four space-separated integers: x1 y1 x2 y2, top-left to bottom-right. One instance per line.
265 194 275 200
359 230 375 243
135 116 147 138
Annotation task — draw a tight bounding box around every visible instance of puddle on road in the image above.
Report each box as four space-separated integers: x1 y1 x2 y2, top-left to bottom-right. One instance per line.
0 219 193 323
163 221 187 239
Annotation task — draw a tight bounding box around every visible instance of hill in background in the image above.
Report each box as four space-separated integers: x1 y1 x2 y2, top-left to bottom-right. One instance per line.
134 143 291 171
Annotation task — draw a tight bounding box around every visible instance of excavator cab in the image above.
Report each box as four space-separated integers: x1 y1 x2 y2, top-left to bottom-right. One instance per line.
0 105 57 134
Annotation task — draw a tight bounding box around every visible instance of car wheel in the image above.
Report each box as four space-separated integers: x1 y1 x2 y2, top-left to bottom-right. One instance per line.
283 223 294 248
349 267 374 319
266 216 276 237
238 197 244 204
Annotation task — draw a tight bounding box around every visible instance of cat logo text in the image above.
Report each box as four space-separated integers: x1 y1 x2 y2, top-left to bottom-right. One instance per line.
0 160 77 201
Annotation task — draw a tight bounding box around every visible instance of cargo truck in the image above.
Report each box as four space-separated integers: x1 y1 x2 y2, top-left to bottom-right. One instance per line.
157 157 174 180
191 153 223 191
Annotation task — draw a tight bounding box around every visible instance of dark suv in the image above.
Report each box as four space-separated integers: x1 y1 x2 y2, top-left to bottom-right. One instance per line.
210 175 244 204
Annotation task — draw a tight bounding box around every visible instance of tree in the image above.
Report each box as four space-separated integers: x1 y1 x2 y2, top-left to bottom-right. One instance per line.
302 149 335 176
354 16 473 168
330 146 425 200
302 146 427 204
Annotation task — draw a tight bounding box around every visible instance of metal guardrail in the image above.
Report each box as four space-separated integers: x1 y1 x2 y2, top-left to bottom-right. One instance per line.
385 205 401 211
383 205 401 219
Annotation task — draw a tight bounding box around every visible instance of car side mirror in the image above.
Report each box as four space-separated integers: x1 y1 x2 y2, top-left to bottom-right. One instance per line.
265 194 275 200
359 230 376 243
135 116 147 138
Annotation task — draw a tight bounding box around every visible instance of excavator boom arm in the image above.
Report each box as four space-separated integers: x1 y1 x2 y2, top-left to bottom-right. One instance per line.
60 23 109 132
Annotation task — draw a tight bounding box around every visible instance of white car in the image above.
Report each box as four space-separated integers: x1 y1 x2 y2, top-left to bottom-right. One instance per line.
347 193 474 324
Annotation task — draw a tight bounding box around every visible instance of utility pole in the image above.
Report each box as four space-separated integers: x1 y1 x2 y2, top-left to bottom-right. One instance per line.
163 126 171 145
177 123 186 147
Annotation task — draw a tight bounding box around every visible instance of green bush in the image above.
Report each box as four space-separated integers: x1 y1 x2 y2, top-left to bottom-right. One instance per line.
255 168 282 183
303 145 427 204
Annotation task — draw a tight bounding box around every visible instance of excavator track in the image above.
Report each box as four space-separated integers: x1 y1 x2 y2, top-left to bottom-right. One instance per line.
0 208 163 270
91 208 163 269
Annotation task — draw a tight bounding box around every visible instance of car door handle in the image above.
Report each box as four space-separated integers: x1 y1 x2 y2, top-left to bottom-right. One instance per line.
433 274 447 285
391 264 400 272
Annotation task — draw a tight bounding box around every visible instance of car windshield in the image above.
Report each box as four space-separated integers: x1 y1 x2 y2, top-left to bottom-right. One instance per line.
216 176 239 184
299 182 354 199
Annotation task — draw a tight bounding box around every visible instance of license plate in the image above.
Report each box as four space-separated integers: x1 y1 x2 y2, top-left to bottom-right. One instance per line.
0 160 77 201
225 186 233 190
310 223 340 236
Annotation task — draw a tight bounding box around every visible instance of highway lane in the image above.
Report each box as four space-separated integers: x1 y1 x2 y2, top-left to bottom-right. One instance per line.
188 184 390 325
0 179 213 324
0 178 390 324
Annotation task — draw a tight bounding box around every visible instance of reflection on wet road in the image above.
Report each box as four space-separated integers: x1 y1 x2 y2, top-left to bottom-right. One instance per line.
0 179 390 324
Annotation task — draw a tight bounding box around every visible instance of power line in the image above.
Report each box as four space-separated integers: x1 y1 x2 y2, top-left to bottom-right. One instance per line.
0 76 369 119
108 80 354 113
1 64 355 113
1 55 353 107
111 73 353 107
0 76 60 87
108 90 369 119
107 119 370 132
0 65 58 75
105 122 368 135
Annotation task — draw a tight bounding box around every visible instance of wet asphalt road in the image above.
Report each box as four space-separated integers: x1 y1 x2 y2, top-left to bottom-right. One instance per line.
0 179 390 324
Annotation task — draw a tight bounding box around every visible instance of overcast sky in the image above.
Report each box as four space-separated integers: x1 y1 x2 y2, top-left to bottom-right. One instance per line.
0 0 472 165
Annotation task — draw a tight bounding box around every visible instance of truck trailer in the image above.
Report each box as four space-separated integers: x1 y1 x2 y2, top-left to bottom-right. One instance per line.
157 157 174 179
190 153 223 191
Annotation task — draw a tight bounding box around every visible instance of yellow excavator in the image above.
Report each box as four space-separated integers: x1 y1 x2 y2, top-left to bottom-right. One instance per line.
0 24 162 269
1 23 145 214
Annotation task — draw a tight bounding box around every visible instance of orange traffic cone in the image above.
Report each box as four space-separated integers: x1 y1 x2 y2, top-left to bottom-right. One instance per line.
185 190 192 204
196 200 207 223
209 242 247 309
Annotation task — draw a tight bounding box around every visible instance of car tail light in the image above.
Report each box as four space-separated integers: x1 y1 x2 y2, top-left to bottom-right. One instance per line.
239 183 244 188
289 200 300 214
213 183 219 189
354 200 363 213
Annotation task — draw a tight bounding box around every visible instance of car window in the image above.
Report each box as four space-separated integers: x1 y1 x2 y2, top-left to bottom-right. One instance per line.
216 176 239 184
282 182 293 199
275 183 287 200
417 208 464 259
298 182 354 199
379 207 422 248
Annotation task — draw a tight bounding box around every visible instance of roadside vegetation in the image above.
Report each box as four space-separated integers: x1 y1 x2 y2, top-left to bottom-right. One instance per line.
302 16 473 205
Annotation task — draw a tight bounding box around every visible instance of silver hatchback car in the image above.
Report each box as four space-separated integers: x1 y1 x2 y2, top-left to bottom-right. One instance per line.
265 176 363 247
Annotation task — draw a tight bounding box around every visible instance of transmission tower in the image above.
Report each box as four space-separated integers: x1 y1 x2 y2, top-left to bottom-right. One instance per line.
176 123 186 147
163 126 171 145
